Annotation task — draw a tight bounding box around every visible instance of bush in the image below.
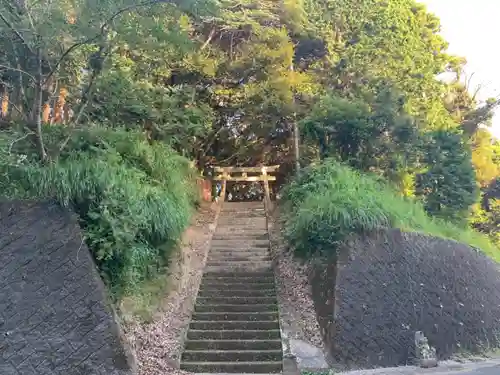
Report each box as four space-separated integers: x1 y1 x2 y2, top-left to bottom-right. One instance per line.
2 126 198 298
416 129 478 223
281 159 500 260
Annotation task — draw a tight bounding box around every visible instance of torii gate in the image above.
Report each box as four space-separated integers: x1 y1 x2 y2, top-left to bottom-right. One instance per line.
213 165 280 210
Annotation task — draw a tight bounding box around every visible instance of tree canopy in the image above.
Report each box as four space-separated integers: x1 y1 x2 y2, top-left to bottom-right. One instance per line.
1 0 499 290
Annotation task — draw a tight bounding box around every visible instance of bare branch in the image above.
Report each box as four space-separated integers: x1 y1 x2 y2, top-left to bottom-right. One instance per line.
8 131 34 154
202 126 225 156
0 64 36 81
58 41 113 154
0 12 34 54
472 84 482 102
465 72 475 91
8 99 25 118
201 27 216 50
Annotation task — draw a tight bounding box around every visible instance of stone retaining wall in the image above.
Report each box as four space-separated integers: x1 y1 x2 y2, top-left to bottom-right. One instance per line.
310 229 500 370
0 201 135 375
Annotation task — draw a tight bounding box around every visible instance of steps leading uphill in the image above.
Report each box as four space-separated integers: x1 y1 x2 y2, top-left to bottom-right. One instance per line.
181 202 283 374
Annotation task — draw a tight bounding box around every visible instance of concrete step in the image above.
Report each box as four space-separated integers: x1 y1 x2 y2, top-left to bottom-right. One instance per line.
210 239 269 247
218 212 265 216
212 236 269 242
195 304 278 313
200 281 276 290
205 260 272 268
216 224 267 229
200 279 275 291
202 272 275 281
220 206 264 210
214 228 268 234
218 213 266 218
209 246 270 252
185 339 282 351
216 220 267 226
217 212 265 216
209 246 269 254
205 265 273 273
182 349 282 362
187 329 281 340
200 270 275 278
213 235 268 241
180 361 282 373
211 230 267 235
218 214 265 217
195 296 277 306
210 245 269 252
197 288 276 298
196 297 276 305
219 209 265 214
220 206 265 211
212 232 268 238
189 320 280 331
192 311 279 322
213 229 268 235
182 202 282 375
207 254 271 262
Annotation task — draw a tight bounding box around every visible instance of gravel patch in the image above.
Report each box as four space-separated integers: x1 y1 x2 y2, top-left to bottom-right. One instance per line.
267 208 324 350
122 202 220 375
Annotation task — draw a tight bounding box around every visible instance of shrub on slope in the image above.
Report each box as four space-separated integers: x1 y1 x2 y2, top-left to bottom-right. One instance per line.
1 127 198 298
281 159 499 260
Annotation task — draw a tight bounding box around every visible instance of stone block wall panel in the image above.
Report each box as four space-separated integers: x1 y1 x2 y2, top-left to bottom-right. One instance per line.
311 229 500 369
0 201 135 375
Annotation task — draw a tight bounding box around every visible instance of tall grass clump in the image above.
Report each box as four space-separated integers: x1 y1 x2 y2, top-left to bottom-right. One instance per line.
3 126 198 299
281 159 500 260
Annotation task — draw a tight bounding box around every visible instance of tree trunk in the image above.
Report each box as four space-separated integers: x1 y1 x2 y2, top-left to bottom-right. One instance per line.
1 90 8 118
42 103 50 123
290 62 300 173
53 87 67 124
33 43 47 161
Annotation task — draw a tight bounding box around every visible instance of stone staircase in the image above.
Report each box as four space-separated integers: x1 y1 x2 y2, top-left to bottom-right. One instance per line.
181 202 283 374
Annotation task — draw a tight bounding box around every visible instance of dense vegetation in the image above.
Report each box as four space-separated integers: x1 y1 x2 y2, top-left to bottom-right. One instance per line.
0 0 499 296
1 127 198 298
281 160 498 261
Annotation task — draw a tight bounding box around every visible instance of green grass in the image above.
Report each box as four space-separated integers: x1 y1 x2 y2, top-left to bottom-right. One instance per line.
1 126 198 300
281 159 500 261
119 264 172 323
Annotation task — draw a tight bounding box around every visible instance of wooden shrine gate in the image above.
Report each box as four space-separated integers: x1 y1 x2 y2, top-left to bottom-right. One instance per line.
213 165 279 209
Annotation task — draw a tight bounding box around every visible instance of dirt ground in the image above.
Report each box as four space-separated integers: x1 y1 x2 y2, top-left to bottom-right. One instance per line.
268 211 324 348
121 202 220 375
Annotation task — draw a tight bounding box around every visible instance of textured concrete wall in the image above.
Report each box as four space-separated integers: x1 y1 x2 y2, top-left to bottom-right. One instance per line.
0 201 135 375
310 229 500 370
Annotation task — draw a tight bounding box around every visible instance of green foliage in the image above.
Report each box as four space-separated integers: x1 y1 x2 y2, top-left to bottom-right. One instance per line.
301 87 420 178
3 127 197 298
303 0 454 127
471 129 500 187
281 160 499 260
471 178 500 248
416 129 478 222
1 0 499 293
